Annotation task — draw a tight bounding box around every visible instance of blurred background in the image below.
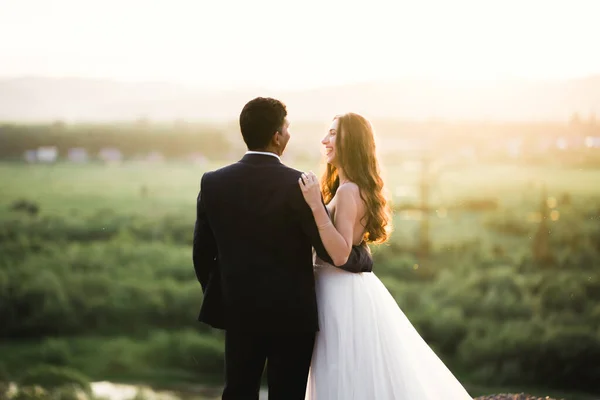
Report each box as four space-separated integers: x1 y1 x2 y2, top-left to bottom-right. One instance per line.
1 0 599 399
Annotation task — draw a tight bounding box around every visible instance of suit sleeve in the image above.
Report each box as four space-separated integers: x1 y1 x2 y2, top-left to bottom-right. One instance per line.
290 183 373 273
193 173 218 291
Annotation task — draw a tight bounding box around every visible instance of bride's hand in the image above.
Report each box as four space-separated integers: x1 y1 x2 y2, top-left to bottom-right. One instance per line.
298 171 322 210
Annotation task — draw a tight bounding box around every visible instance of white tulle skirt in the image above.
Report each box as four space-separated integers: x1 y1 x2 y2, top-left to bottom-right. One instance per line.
305 263 473 400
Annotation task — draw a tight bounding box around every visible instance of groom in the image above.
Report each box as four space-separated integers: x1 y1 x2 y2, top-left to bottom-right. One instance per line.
193 97 372 400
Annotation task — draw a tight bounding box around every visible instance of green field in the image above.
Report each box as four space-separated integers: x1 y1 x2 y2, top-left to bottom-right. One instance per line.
1 161 599 400
2 160 599 210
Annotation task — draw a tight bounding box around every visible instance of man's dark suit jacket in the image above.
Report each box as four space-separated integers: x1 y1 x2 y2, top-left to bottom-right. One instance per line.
193 153 372 332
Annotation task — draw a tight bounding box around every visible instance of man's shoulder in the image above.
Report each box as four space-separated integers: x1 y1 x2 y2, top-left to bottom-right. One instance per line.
199 162 237 189
275 165 311 194
279 164 304 179
202 161 242 178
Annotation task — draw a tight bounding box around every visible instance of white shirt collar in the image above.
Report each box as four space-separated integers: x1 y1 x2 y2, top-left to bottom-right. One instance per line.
245 150 281 162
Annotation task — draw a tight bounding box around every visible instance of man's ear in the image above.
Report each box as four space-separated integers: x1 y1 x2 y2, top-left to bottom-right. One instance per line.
273 131 281 146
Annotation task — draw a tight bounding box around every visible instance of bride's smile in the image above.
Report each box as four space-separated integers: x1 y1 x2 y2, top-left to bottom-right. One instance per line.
322 118 338 164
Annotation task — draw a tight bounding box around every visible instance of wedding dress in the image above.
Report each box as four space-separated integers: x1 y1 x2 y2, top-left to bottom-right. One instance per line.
305 257 473 399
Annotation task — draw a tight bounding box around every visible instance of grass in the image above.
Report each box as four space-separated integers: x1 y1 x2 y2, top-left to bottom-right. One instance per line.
2 160 599 213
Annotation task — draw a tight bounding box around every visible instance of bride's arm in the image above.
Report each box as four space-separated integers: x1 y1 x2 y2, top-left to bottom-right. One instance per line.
299 172 359 266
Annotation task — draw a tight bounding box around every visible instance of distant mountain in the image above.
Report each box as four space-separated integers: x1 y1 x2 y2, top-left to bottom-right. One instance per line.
0 75 599 122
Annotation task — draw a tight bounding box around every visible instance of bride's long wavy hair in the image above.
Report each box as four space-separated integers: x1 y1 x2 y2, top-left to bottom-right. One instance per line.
321 113 392 244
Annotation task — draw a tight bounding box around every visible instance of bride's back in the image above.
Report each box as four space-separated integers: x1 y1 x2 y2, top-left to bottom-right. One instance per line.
327 181 368 246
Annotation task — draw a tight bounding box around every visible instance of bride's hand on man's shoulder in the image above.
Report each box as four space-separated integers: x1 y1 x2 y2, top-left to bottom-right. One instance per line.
298 171 322 210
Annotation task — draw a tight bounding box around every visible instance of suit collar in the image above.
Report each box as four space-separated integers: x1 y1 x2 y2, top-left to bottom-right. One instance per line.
245 150 281 161
241 152 282 164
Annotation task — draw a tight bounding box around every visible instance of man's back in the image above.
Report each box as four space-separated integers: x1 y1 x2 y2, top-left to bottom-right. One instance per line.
196 153 320 332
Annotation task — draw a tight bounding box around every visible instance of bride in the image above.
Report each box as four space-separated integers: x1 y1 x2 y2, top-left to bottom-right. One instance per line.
298 113 473 399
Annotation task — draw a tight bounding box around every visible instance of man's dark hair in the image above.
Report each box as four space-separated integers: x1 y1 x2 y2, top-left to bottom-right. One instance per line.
239 97 287 150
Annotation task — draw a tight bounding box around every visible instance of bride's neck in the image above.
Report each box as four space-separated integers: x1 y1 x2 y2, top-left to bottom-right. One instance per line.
337 169 350 185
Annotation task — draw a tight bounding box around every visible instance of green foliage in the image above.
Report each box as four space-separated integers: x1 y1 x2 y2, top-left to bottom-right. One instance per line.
145 330 225 374
0 364 10 400
38 340 72 367
1 163 600 394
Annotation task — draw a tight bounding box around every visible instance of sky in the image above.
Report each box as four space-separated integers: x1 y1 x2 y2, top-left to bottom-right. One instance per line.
1 0 599 90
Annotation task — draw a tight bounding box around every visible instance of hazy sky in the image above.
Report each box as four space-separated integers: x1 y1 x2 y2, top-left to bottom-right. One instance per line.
1 0 599 90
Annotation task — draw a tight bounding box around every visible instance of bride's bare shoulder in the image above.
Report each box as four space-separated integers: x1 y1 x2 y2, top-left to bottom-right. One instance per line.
336 182 361 202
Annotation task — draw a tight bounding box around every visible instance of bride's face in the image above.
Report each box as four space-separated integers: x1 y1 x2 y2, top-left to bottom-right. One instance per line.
322 118 339 165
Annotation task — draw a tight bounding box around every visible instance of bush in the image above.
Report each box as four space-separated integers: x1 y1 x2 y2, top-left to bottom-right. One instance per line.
0 363 10 400
536 327 600 391
39 339 72 367
145 330 224 375
2 183 600 394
